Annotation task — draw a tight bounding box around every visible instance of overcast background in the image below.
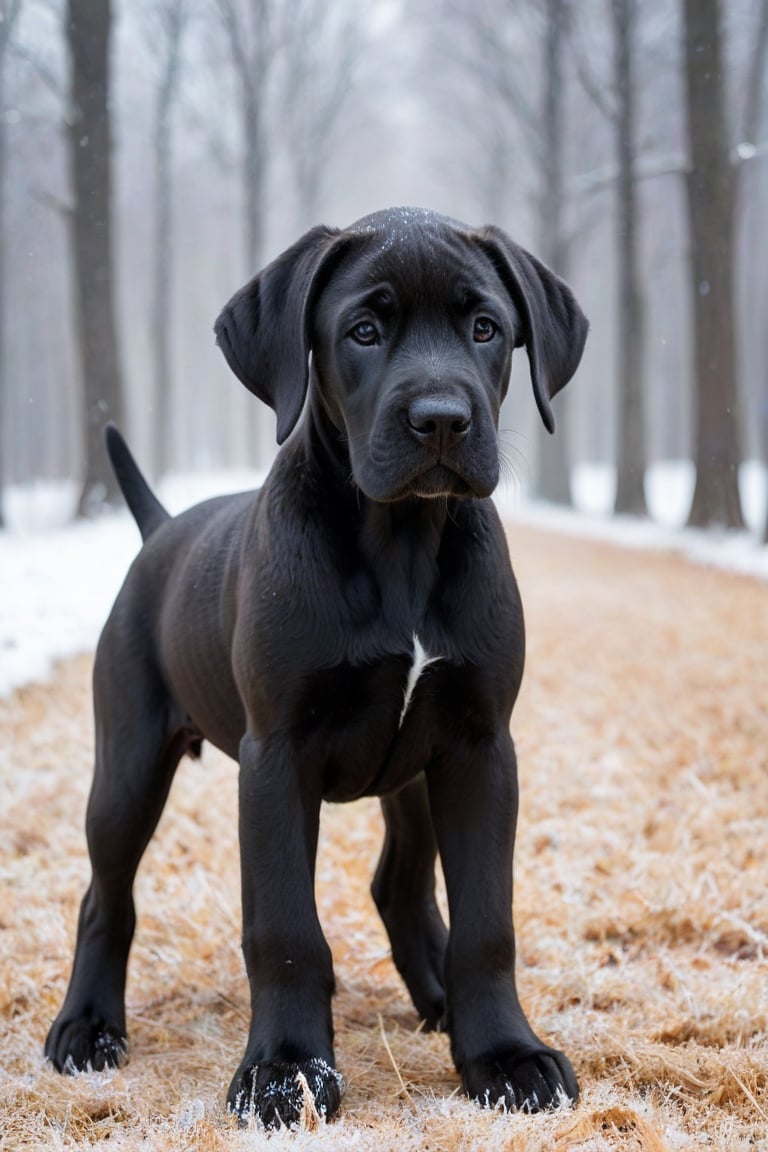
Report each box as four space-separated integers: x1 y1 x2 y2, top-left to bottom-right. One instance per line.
1 0 767 535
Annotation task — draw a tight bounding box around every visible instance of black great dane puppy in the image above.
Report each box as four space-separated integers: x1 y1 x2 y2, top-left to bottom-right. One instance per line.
46 208 588 1126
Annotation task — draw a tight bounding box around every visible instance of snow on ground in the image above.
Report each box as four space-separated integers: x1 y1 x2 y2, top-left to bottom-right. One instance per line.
496 459 768 580
1 461 766 699
0 470 265 698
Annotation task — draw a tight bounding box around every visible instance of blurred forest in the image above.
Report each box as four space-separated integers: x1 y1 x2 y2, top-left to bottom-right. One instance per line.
2 0 768 536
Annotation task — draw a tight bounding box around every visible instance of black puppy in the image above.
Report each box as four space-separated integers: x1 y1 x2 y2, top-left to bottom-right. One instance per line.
46 208 588 1125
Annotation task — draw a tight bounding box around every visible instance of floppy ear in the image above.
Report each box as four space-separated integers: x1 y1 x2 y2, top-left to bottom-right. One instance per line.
214 224 347 444
474 226 589 434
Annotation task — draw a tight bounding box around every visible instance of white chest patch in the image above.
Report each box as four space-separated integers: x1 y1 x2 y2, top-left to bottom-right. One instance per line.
398 633 442 729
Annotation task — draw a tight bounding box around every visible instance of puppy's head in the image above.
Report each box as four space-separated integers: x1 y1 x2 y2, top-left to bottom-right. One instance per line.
215 208 588 502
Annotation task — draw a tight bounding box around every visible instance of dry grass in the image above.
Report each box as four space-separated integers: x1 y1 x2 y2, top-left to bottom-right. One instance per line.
2 522 767 1151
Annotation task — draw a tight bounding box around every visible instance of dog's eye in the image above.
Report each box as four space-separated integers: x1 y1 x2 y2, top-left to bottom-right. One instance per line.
473 317 497 343
349 321 379 346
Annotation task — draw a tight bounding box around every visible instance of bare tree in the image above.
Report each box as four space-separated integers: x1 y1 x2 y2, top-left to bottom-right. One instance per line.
748 3 768 541
214 0 279 470
535 0 573 505
738 0 768 178
147 0 189 478
216 0 273 271
571 0 648 516
67 0 125 515
431 0 529 214
682 0 744 528
611 0 647 514
280 0 364 229
0 0 22 526
731 0 768 541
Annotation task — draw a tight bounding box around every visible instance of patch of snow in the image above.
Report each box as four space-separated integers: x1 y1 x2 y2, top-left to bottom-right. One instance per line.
0 471 263 698
567 459 766 532
158 469 265 514
4 480 81 532
495 459 768 582
0 512 138 696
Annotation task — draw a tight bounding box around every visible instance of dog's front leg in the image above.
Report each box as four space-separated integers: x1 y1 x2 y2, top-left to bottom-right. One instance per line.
427 730 578 1112
227 732 341 1127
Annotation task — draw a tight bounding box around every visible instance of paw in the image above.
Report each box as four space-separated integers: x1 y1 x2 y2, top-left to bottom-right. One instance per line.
45 1016 128 1074
406 965 446 1031
419 999 447 1033
464 1046 578 1113
387 907 448 1031
227 1058 343 1128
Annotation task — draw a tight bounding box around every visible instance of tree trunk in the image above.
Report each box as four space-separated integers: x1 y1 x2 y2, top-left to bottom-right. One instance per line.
534 0 571 506
218 0 269 273
243 90 266 272
682 0 745 529
152 86 173 479
285 0 362 231
612 0 647 516
151 1 186 480
0 0 22 527
736 0 768 541
0 61 7 528
67 0 125 516
218 0 272 468
763 382 768 540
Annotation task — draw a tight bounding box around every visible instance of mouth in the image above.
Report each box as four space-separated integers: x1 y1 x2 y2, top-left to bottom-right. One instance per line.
365 461 494 503
407 463 475 499
350 427 499 503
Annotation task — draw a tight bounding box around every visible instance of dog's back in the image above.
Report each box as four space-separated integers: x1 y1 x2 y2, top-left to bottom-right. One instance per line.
99 440 256 760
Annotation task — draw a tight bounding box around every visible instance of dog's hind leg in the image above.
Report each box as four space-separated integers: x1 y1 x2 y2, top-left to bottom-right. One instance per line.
371 774 448 1029
45 648 192 1074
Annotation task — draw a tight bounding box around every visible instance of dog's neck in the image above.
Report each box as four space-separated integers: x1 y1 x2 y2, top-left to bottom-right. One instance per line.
358 497 447 626
301 405 450 630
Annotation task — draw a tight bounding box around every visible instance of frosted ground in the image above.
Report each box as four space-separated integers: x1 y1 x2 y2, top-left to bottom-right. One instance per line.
1 460 766 698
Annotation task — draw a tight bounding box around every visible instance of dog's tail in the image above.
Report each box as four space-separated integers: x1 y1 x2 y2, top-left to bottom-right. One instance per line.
105 423 170 543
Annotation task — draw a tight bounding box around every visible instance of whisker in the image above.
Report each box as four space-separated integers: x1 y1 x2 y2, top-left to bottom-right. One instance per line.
500 441 530 477
496 445 531 496
498 427 529 446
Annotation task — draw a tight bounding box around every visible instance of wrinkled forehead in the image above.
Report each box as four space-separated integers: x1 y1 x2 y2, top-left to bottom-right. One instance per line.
326 209 505 306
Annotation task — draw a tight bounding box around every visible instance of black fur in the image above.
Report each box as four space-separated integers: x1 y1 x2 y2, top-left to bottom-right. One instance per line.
45 208 588 1126
104 423 169 542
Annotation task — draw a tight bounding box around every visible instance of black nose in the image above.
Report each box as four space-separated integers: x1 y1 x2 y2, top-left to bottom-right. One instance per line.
407 396 472 452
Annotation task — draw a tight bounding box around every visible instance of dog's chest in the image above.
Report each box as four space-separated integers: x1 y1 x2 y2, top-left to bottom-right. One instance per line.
398 633 442 727
297 634 446 802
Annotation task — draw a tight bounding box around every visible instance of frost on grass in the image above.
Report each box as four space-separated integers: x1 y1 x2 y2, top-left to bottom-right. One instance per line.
4 527 768 1150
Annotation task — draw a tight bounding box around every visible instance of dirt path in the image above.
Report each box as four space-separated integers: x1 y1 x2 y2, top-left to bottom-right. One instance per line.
2 523 767 1151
